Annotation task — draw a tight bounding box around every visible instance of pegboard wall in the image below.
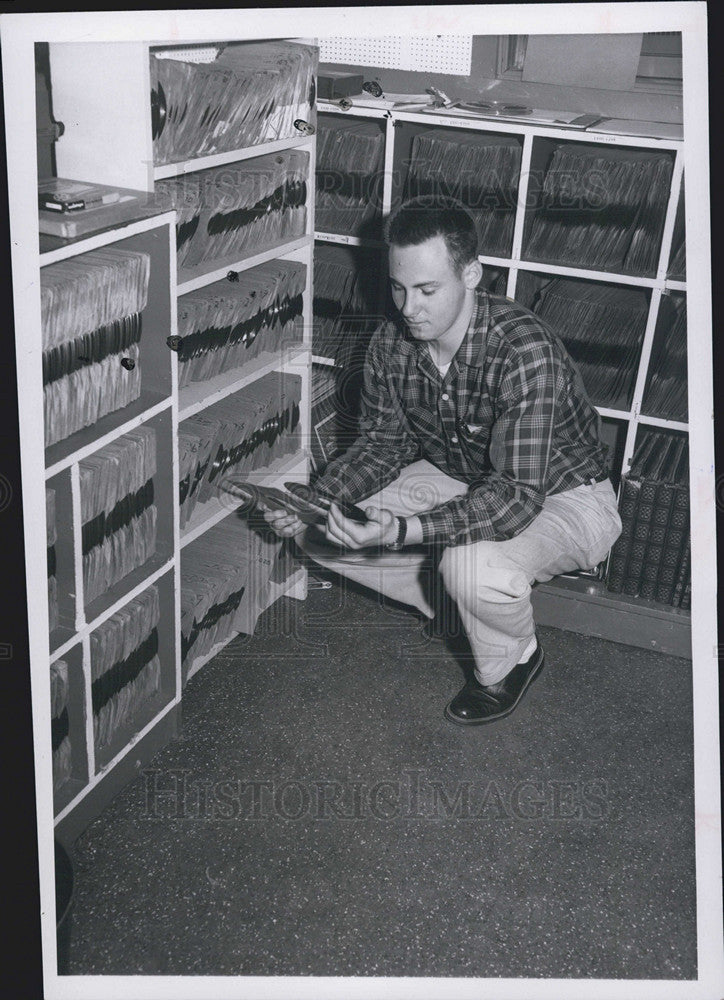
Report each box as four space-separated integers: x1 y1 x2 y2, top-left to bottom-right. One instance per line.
319 36 473 75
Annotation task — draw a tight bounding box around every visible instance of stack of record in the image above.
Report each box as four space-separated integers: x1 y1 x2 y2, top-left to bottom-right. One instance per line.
312 243 381 364
404 129 521 256
525 144 673 276
642 294 687 421
156 151 309 270
531 278 649 410
178 371 301 528
41 248 150 446
177 260 305 387
606 429 690 607
51 659 72 793
667 182 686 280
151 41 316 164
79 426 157 605
181 515 282 680
315 119 385 235
90 585 161 751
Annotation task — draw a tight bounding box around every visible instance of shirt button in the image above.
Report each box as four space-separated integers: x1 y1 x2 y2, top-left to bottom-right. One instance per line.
441 393 449 401
451 435 458 444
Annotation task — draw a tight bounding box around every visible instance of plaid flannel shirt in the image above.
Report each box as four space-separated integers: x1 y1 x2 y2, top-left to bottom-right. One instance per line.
314 289 610 547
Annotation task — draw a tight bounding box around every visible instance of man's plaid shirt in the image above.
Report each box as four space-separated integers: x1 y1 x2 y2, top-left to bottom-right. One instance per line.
314 289 611 547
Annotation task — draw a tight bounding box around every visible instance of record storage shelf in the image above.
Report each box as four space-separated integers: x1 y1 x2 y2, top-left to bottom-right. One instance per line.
315 100 690 658
40 38 318 841
40 211 181 843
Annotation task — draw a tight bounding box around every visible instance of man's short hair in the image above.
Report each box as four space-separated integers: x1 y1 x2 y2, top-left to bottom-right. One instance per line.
384 196 480 273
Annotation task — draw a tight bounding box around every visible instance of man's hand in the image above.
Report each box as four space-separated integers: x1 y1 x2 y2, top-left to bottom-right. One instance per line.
263 507 305 538
325 503 398 549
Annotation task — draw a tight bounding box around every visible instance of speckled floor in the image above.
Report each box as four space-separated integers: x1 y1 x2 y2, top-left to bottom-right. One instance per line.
64 579 697 979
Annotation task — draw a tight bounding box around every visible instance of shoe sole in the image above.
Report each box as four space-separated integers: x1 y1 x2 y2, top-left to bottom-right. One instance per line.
443 649 545 727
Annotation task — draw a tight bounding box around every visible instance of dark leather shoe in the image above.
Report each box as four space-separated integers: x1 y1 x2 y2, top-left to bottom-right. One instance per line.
444 642 545 726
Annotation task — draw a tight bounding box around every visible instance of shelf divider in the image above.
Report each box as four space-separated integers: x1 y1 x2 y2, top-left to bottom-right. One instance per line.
179 345 309 421
154 134 313 179
177 236 312 295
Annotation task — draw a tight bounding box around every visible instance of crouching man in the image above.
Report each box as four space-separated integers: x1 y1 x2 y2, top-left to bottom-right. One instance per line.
265 196 622 727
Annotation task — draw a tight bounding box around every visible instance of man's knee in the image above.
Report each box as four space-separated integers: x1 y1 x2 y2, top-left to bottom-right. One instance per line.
439 541 529 604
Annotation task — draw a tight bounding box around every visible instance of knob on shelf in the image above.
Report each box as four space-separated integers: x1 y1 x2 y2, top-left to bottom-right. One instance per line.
227 271 239 283
294 119 315 136
120 357 136 371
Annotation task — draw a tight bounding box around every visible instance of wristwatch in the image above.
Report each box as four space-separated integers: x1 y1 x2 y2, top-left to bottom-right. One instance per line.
386 515 407 551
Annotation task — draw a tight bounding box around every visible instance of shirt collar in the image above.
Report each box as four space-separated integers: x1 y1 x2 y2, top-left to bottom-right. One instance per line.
404 287 491 380
455 288 490 369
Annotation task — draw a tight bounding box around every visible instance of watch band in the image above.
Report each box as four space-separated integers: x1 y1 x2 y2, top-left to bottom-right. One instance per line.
386 515 407 551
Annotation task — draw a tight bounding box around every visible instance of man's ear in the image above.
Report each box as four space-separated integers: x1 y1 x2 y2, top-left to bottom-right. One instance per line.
463 258 483 290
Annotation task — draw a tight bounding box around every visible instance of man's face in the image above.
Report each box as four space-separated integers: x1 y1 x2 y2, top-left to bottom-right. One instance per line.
388 235 470 348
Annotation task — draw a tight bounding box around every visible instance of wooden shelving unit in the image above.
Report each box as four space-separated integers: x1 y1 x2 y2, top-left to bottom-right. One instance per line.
23 38 319 841
35 211 182 842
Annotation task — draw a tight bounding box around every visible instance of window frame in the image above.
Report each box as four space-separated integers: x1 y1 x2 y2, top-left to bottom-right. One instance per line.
495 34 683 96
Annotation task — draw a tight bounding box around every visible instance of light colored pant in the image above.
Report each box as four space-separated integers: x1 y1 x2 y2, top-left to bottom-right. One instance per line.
300 461 622 685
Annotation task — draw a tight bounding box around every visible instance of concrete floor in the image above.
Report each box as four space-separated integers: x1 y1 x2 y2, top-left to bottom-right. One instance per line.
63 579 697 979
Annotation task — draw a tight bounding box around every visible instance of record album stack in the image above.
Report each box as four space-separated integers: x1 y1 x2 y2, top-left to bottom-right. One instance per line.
179 371 302 528
642 294 687 422
312 243 380 363
90 585 162 751
667 181 686 281
181 515 282 680
518 275 649 411
525 145 673 276
79 426 157 606
51 659 72 794
404 129 522 256
156 151 309 270
41 248 150 446
315 119 385 236
151 41 317 164
607 430 690 607
177 259 306 387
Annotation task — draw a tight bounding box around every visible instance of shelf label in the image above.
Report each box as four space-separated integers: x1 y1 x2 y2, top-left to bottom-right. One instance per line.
315 231 351 244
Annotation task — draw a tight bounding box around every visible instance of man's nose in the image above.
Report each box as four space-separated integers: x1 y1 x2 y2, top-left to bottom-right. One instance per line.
401 292 420 317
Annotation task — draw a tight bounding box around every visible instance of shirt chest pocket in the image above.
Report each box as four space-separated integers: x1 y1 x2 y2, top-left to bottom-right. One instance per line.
459 397 493 440
456 418 491 464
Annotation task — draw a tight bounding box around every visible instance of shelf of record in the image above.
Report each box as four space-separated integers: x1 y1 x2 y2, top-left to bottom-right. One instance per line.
46 365 308 619
149 41 318 171
314 106 686 293
40 202 314 450
40 213 176 471
179 368 307 545
50 39 318 186
50 567 178 821
46 408 175 659
46 372 309 820
155 145 312 291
